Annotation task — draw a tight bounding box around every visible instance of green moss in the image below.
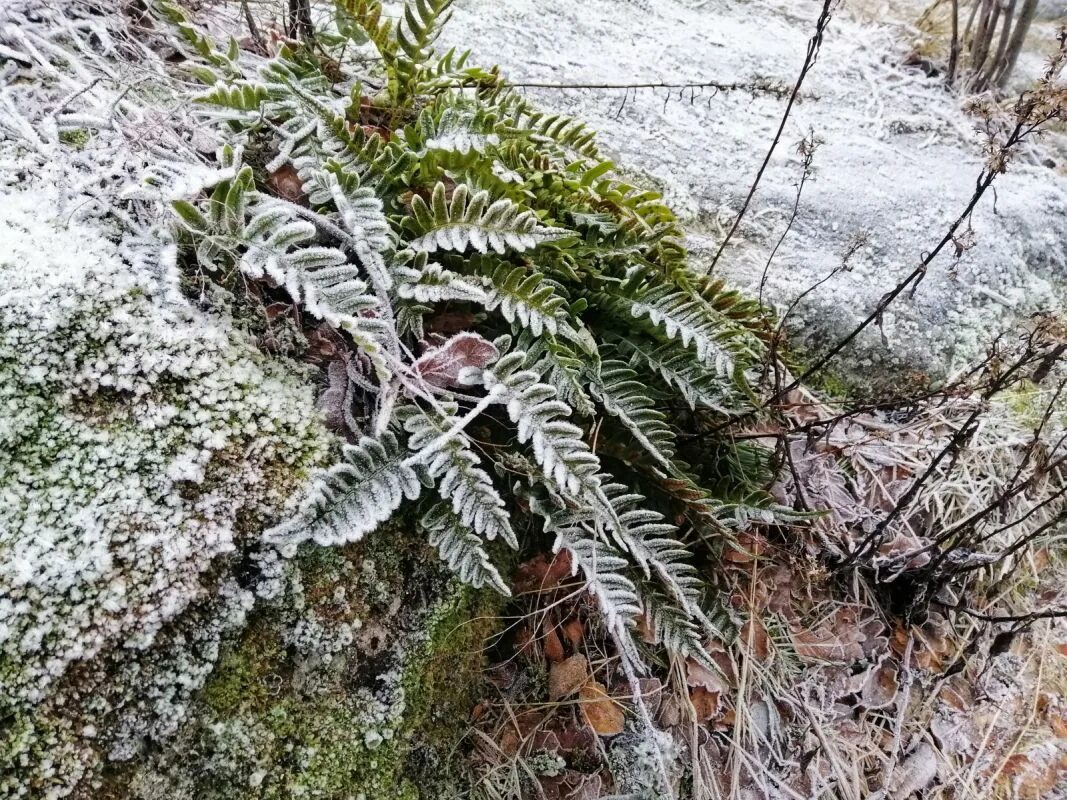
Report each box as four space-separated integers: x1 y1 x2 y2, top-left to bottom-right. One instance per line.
201 621 280 717
59 128 92 149
399 581 503 791
122 525 504 800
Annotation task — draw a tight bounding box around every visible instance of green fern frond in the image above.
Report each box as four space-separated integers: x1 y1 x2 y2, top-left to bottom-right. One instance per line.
514 330 596 418
404 405 518 548
481 352 602 498
396 255 488 304
405 183 569 254
589 360 677 472
420 503 510 595
195 81 269 112
619 283 755 377
478 259 571 336
266 432 422 547
335 0 396 61
609 335 743 413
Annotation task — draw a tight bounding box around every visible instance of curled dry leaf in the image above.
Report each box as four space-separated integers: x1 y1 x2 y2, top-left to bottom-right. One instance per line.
686 656 727 693
548 653 589 701
562 617 584 651
579 680 626 736
413 331 499 389
267 163 307 204
859 656 900 709
888 741 939 799
725 531 770 563
542 617 565 663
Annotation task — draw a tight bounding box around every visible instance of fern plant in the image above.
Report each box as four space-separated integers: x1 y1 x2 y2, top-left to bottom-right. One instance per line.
148 0 782 669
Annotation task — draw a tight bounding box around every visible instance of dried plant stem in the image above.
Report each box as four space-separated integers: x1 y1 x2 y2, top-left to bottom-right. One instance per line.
708 0 836 271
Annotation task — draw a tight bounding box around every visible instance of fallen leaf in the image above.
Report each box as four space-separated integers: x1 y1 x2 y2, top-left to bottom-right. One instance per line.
690 686 721 722
514 550 572 593
267 163 306 204
543 618 565 663
579 681 625 736
413 331 499 389
561 617 584 651
859 656 900 709
686 657 727 693
740 617 771 662
548 654 589 701
889 741 939 799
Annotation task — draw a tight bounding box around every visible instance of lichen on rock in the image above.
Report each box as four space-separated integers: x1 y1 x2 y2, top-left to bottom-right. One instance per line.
113 528 501 800
0 189 332 798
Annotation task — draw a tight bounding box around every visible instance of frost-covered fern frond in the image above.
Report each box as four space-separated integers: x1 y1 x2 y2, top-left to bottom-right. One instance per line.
623 284 751 377
479 259 571 337
515 330 596 418
404 405 518 548
316 162 395 290
405 182 569 254
267 432 422 547
149 0 781 671
421 503 510 595
480 352 602 498
396 255 488 304
590 360 678 473
534 496 644 665
609 335 742 413
169 165 395 379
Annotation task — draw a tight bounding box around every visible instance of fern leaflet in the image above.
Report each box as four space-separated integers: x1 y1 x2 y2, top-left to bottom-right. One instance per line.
266 432 422 547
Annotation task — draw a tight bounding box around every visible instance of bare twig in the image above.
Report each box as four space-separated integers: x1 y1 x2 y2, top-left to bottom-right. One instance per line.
708 0 836 271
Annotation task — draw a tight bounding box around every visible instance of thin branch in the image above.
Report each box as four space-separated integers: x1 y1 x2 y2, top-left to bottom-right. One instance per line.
708 0 837 271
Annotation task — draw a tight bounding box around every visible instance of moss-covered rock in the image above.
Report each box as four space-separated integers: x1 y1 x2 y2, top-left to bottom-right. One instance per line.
0 192 332 799
112 527 501 800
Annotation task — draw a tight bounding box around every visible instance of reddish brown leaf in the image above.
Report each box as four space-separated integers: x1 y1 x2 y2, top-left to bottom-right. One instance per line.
579 681 625 736
542 618 565 663
514 550 572 593
548 654 589 701
690 686 721 723
267 164 307 205
413 332 499 389
561 617 584 652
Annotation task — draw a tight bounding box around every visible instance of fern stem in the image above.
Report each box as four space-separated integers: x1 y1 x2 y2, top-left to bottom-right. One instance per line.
401 385 504 466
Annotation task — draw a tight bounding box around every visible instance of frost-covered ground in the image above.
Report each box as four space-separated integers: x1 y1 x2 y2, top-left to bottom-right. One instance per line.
440 0 1067 379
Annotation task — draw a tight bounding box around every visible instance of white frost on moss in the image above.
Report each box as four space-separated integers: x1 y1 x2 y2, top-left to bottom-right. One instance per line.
0 188 329 714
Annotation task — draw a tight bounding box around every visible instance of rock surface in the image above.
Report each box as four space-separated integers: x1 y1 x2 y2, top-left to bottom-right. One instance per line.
440 0 1067 381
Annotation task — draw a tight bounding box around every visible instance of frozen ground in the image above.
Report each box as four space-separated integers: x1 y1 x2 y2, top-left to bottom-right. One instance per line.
439 0 1067 379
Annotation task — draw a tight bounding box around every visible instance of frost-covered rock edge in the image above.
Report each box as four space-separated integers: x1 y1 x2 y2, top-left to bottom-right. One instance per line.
0 3 348 796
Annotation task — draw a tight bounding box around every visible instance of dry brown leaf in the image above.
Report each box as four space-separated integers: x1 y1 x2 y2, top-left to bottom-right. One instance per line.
725 532 769 563
1050 712 1067 739
267 163 306 204
686 657 727 693
548 654 589 701
413 332 499 389
690 686 721 723
579 681 625 736
740 617 771 662
860 656 900 709
542 618 565 663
